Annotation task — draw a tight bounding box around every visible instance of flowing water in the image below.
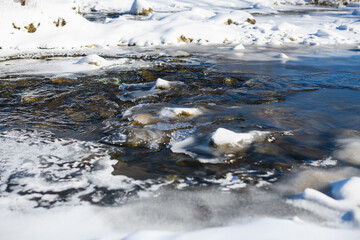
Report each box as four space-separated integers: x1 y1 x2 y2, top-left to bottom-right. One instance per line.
0 45 360 231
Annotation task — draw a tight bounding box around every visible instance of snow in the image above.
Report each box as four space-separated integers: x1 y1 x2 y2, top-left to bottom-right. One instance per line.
75 54 111 67
210 128 270 148
130 0 153 15
151 78 172 90
1 0 360 53
331 177 360 202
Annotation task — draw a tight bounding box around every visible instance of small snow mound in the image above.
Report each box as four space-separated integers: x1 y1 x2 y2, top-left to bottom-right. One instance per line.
210 128 269 148
75 54 110 67
160 107 202 118
130 0 153 15
352 9 360 16
275 53 289 59
152 78 171 90
331 177 360 202
233 44 245 50
315 29 332 37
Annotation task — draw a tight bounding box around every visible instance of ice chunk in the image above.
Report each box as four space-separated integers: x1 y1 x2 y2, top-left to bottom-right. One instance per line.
210 128 269 148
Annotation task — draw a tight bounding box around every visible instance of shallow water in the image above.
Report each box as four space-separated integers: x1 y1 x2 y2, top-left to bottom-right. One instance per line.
0 45 360 230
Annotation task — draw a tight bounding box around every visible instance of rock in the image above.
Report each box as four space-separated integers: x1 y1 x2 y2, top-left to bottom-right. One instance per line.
54 18 66 27
178 35 193 43
25 23 39 33
21 95 41 103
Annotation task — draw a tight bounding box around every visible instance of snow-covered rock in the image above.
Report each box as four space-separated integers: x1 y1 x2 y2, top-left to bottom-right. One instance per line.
151 78 171 90
210 128 270 148
75 54 111 67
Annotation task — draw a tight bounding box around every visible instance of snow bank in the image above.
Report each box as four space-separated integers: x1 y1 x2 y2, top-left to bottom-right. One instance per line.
289 176 360 227
1 0 360 52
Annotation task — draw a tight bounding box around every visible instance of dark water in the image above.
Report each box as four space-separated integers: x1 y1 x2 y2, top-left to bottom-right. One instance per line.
0 46 360 207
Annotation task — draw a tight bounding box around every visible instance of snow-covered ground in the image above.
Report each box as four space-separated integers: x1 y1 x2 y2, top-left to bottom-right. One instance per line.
0 0 360 55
